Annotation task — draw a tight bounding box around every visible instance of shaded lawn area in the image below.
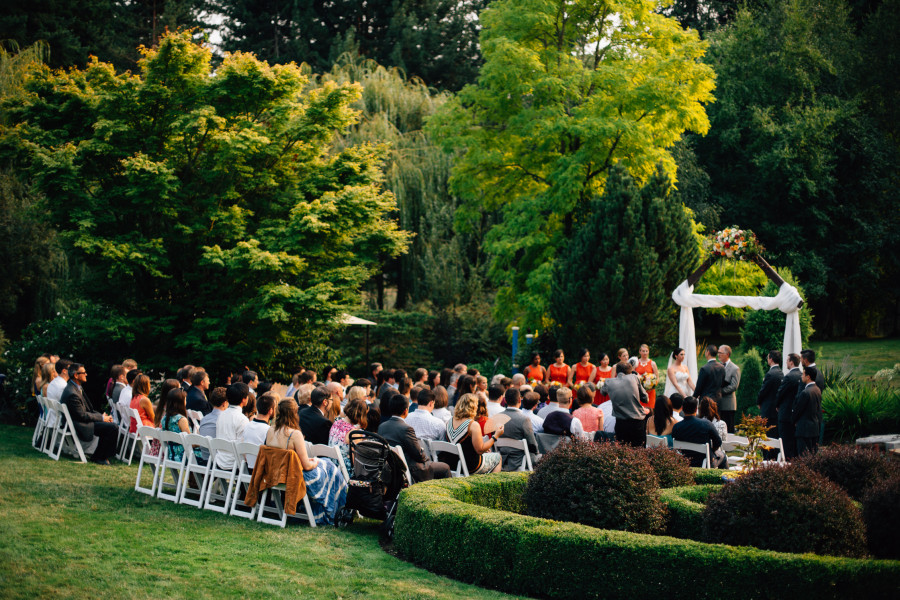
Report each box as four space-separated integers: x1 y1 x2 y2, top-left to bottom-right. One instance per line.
0 425 525 600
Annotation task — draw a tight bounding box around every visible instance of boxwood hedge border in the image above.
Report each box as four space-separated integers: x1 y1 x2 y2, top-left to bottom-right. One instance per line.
393 471 900 599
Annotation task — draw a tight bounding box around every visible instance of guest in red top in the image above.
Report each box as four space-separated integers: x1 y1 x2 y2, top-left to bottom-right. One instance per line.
572 386 603 438
634 344 659 409
568 348 596 387
593 352 614 405
548 350 569 386
523 353 547 384
129 373 155 433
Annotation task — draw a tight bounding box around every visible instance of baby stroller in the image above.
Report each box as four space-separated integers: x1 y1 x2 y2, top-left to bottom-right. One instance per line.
335 430 409 539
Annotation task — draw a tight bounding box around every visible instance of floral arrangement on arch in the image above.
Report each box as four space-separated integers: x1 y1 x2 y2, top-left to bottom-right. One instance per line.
639 371 658 391
708 227 764 260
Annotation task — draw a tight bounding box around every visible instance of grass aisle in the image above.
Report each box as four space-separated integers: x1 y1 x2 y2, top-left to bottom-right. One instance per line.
0 425 525 600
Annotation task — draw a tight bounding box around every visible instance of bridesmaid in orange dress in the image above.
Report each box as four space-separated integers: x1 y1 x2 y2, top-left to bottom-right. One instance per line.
548 350 569 386
634 344 659 410
523 353 547 383
567 348 597 387
593 353 614 405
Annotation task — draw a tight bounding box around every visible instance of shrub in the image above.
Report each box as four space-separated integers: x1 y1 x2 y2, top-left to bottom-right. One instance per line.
800 444 899 501
524 442 665 534
395 473 900 600
692 468 728 485
660 484 719 540
702 464 866 557
822 383 900 442
862 473 900 559
736 348 764 418
644 446 695 488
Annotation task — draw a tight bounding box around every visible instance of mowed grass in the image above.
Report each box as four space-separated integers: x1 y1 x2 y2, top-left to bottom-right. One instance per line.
0 425 526 600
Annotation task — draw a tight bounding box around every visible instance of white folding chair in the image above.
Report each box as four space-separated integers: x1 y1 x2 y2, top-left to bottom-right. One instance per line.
157 430 189 502
762 436 785 463
257 482 317 528
493 437 534 471
310 444 350 482
186 409 203 433
673 440 711 468
32 395 47 450
535 432 565 454
428 440 469 477
108 397 120 426
178 434 213 507
52 401 98 463
229 442 261 519
202 439 239 514
42 398 62 455
391 445 414 485
646 435 669 448
114 403 131 460
117 408 142 464
135 426 163 496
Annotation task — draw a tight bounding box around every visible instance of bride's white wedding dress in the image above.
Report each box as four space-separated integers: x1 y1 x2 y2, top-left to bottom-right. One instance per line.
664 365 691 397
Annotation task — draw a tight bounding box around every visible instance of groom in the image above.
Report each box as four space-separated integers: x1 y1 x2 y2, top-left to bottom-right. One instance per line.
694 344 725 404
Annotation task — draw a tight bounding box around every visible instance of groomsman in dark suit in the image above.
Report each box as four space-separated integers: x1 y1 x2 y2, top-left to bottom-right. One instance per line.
800 349 826 392
793 366 823 456
757 351 783 436
694 345 725 403
776 353 803 459
61 363 118 464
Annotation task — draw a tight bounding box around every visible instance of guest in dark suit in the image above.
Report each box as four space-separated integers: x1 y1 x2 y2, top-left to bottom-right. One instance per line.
186 368 212 415
793 366 823 457
378 394 450 483
61 363 118 464
776 353 803 459
497 389 538 471
694 345 725 403
757 350 783 440
672 396 726 468
298 387 333 445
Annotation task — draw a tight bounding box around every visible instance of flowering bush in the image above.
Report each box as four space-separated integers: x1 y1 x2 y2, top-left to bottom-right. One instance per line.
707 226 764 260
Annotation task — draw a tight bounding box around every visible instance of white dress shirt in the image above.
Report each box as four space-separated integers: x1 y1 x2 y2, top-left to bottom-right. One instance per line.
46 376 66 402
432 407 452 424
215 405 249 469
486 401 504 417
598 401 616 433
405 409 446 441
521 408 545 433
242 419 271 468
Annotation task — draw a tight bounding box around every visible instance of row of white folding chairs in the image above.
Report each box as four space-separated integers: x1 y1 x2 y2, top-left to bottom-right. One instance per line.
420 437 535 477
32 395 98 463
134 428 350 528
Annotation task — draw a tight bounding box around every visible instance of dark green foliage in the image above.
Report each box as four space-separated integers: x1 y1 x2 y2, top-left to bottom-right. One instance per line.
736 348 764 418
551 165 699 354
692 467 729 485
217 0 487 91
395 473 900 600
659 484 719 540
740 269 813 357
822 384 900 442
645 446 696 489
702 464 867 557
799 444 900 501
862 473 900 559
524 442 666 534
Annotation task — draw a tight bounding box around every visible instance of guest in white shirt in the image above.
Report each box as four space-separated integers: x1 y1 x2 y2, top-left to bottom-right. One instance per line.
405 389 446 441
243 392 276 468
536 386 561 420
598 400 617 434
215 382 250 470
521 392 545 433
197 387 228 463
117 368 139 414
431 386 452 424
486 385 505 417
45 359 70 402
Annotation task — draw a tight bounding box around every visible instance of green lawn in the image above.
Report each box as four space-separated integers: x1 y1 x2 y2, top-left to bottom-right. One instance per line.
0 425 526 600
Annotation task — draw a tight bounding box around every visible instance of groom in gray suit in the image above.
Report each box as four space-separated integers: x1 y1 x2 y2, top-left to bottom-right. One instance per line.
718 345 741 433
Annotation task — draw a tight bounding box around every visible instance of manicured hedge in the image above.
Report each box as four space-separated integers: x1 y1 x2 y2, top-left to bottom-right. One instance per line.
394 473 900 600
659 484 719 540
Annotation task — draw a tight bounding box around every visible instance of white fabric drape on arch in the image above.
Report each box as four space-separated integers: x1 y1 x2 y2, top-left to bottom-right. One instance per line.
669 280 803 384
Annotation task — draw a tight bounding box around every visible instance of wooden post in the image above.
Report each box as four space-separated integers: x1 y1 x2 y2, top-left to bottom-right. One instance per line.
686 255 718 287
751 255 804 309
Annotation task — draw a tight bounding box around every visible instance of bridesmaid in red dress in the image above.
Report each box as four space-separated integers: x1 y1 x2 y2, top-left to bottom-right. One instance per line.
548 350 569 386
523 353 547 384
593 353 614 405
634 344 659 410
567 348 597 387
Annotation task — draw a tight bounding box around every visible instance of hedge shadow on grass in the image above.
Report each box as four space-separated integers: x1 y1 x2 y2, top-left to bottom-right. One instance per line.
394 471 900 600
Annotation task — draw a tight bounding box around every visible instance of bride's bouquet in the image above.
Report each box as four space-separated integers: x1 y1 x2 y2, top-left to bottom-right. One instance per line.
708 227 764 260
639 371 658 391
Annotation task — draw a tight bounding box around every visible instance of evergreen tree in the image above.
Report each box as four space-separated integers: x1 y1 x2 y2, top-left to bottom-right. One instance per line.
550 165 699 354
737 348 765 419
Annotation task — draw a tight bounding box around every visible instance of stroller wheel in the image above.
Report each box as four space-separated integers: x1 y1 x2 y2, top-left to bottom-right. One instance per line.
380 514 395 540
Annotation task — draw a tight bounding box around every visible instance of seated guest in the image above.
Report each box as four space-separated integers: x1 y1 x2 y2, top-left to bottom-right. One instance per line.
299 387 333 445
109 364 127 403
186 368 212 415
118 368 140 414
474 391 498 436
129 373 155 432
379 394 451 482
215 383 251 470
647 395 677 446
669 393 685 421
154 379 182 426
532 384 549 413
486 385 505 417
62 363 117 464
328 397 368 476
242 394 257 420
46 359 71 403
521 392 544 433
572 386 603 440
699 397 728 441
672 396 726 468
160 388 203 463
498 389 538 471
243 392 276 468
198 387 228 462
431 386 452 424
536 386 559 419
346 385 367 405
446 393 503 474
283 370 302 400
405 389 445 441
265 399 348 525
256 380 274 398
542 387 586 439
294 383 314 409
243 370 259 397
178 365 196 392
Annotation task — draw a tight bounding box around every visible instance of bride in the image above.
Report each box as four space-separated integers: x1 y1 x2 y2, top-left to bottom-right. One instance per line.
665 347 695 398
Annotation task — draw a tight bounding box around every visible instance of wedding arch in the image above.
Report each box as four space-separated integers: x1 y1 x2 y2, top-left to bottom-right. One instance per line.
671 230 804 381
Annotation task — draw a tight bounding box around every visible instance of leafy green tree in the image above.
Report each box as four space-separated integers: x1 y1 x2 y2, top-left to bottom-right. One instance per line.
216 0 488 91
429 0 715 330
6 31 410 376
740 268 814 358
550 165 700 353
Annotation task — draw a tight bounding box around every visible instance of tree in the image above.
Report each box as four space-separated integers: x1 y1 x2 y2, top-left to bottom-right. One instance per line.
740 268 814 358
737 348 765 418
216 0 489 91
6 31 410 376
428 0 715 330
551 165 699 353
